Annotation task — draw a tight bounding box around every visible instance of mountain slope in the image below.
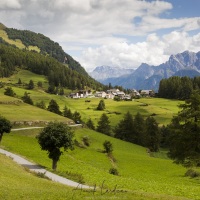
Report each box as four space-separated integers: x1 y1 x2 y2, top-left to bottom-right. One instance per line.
101 51 200 90
89 65 134 81
0 23 104 90
4 26 88 76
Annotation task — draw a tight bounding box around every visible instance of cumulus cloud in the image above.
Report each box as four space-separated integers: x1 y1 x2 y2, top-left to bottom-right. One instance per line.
0 0 21 9
0 0 200 70
78 31 200 71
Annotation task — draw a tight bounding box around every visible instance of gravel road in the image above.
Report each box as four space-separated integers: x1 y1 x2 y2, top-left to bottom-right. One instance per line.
0 148 91 189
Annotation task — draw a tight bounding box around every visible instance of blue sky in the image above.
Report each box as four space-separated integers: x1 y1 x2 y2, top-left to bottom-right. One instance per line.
0 0 200 71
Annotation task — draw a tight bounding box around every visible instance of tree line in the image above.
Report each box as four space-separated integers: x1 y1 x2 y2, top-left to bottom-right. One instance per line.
158 76 200 100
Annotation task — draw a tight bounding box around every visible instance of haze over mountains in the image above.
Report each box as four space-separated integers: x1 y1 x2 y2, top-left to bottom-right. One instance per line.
89 51 200 91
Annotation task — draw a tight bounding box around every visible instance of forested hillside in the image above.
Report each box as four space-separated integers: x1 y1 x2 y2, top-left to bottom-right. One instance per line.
0 44 103 91
4 26 88 76
0 23 106 91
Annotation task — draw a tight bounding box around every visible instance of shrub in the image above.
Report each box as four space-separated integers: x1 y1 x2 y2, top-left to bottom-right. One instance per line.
114 96 120 101
103 140 113 154
109 168 119 176
36 100 46 109
21 92 33 105
185 169 200 178
97 99 105 110
4 87 16 97
82 136 90 146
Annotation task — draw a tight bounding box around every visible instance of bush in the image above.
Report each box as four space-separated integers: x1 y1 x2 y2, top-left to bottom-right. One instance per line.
4 87 16 97
82 136 90 146
114 96 121 101
185 169 200 178
109 168 119 175
103 140 113 154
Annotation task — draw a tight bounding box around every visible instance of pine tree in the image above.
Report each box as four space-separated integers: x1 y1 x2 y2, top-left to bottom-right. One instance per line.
28 79 34 89
73 111 81 123
63 106 73 119
4 87 15 97
114 111 134 142
47 99 61 115
168 90 200 167
18 78 22 84
97 99 105 110
96 113 111 135
133 112 145 145
21 92 33 105
144 116 160 152
86 118 95 130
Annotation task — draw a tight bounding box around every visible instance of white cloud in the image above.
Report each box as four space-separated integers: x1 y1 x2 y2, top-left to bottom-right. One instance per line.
78 31 200 70
0 0 21 9
0 0 200 71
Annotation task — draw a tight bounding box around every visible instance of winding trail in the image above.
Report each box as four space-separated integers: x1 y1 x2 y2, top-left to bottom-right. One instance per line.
1 124 90 189
0 148 91 189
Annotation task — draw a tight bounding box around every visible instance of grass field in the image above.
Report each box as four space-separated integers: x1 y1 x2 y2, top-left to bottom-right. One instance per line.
0 81 182 129
0 70 183 128
1 69 199 199
1 128 200 200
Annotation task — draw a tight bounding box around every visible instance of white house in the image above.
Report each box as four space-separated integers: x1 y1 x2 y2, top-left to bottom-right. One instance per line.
95 91 107 98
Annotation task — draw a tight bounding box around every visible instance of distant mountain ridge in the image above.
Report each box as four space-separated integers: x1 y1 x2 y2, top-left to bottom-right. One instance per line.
89 66 134 81
100 51 200 91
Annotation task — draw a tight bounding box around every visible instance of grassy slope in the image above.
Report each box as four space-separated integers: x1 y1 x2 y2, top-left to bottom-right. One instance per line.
0 29 40 52
0 154 78 200
1 129 200 200
0 70 182 128
1 70 199 199
1 155 183 200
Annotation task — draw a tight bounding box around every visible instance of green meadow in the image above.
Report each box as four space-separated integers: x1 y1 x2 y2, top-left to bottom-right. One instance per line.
1 128 200 200
1 70 199 199
0 70 182 128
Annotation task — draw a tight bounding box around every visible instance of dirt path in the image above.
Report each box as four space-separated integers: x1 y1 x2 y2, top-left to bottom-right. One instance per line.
0 148 91 189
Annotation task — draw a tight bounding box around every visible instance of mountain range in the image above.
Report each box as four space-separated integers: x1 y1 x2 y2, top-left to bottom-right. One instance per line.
90 51 200 91
89 66 134 81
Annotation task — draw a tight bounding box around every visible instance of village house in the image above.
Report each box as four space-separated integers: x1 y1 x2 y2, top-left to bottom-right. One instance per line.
94 91 107 98
140 90 155 97
130 89 140 98
69 90 92 98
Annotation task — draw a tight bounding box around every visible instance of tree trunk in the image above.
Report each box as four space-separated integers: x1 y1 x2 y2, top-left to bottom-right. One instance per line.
52 159 57 171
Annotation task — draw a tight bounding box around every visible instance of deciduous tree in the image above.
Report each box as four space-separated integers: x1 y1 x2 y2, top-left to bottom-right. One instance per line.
36 122 74 170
